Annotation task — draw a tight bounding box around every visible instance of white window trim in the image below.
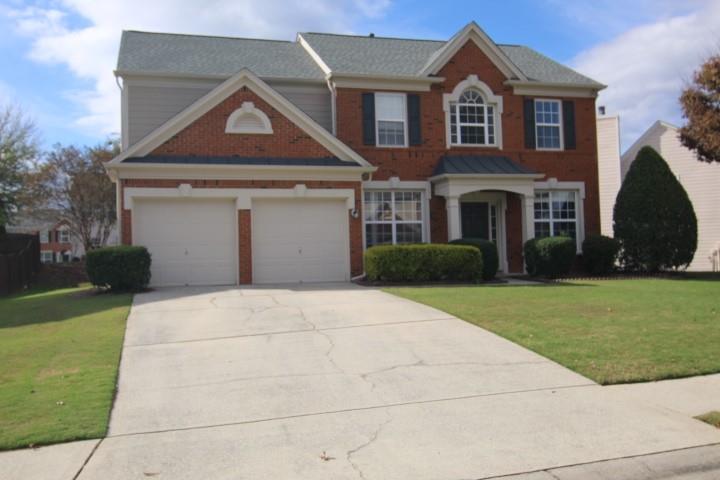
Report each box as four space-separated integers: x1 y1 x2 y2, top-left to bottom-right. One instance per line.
39 230 49 243
534 99 564 151
374 92 408 148
40 251 54 263
362 179 431 248
58 229 70 243
533 179 585 253
443 75 503 149
225 101 273 134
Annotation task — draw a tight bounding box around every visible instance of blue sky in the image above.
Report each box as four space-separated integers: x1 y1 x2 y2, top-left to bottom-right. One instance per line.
1 0 718 151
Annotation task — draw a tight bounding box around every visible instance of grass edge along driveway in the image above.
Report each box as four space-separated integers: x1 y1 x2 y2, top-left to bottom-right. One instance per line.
0 286 132 451
386 279 720 385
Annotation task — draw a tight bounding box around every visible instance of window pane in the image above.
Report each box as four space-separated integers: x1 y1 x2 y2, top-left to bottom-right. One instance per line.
535 222 551 238
365 224 393 248
551 191 576 220
460 125 485 144
376 94 405 120
534 191 551 220
364 191 392 221
394 191 422 222
378 120 405 146
396 223 423 244
553 221 576 239
537 125 560 149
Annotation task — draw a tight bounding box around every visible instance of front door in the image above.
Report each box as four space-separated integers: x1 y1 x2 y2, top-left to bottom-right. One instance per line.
461 202 490 239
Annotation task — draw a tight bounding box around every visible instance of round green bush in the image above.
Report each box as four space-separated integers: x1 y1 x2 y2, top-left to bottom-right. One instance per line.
582 235 620 275
86 245 151 292
364 244 482 283
614 146 697 271
449 238 499 280
524 236 576 278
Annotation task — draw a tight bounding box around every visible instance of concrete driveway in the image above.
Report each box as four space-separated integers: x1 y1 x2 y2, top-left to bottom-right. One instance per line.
72 284 718 479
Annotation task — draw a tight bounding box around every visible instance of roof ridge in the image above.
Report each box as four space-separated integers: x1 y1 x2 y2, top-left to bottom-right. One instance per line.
302 31 446 43
123 30 295 44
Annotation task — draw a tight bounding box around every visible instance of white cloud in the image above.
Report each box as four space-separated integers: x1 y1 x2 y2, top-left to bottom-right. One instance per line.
571 0 720 150
9 0 392 139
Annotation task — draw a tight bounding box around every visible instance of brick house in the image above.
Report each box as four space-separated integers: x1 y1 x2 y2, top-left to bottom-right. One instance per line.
8 218 75 263
107 22 605 286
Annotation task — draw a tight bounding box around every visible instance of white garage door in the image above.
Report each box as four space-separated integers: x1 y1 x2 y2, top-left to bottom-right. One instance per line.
133 198 236 286
252 199 349 284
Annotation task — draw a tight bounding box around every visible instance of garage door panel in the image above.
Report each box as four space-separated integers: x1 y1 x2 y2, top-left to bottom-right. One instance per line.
252 199 349 284
133 198 236 287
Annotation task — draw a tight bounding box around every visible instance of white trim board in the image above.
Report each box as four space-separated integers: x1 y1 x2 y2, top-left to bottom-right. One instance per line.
123 185 356 210
107 68 374 169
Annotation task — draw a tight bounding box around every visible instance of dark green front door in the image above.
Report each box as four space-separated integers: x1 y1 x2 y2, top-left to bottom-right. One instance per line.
460 202 489 239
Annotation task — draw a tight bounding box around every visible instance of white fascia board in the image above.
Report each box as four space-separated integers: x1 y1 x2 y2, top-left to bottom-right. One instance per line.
108 68 372 168
506 80 605 98
419 22 527 81
429 173 544 182
111 162 373 181
329 73 444 92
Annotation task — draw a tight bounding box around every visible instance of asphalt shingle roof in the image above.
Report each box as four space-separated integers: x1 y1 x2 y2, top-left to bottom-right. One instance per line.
433 155 538 176
124 156 356 167
117 31 326 80
117 30 602 87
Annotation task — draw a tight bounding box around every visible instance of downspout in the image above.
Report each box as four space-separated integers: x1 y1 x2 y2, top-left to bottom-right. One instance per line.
325 75 337 136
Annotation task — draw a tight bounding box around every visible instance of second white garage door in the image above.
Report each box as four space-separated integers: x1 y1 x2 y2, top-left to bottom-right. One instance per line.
252 198 350 284
133 198 237 286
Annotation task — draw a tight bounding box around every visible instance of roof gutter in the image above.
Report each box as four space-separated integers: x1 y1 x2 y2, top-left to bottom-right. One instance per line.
429 173 544 182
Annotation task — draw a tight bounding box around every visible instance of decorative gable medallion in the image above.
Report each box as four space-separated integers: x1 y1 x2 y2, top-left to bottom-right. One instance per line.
225 101 273 134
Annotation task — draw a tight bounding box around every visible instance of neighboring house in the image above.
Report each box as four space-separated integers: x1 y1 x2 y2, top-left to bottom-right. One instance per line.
8 216 119 263
596 114 621 237
621 121 720 272
8 218 77 263
107 22 605 287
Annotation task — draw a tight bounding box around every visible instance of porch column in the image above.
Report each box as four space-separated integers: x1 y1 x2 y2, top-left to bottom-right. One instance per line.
446 196 462 241
521 194 535 243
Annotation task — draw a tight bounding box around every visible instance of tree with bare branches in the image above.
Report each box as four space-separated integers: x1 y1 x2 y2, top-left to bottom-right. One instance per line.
26 140 118 252
679 54 720 163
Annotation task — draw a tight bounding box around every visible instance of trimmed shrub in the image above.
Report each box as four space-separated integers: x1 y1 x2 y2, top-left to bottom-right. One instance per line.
582 235 620 275
449 238 499 280
86 246 151 292
524 236 576 278
614 146 697 271
365 244 482 283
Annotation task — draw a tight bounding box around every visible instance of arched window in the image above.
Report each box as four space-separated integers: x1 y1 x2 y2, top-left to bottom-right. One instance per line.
449 88 496 146
225 102 273 134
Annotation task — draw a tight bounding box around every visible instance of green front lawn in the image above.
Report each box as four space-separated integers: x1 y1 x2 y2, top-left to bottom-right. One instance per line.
387 279 720 385
0 287 132 450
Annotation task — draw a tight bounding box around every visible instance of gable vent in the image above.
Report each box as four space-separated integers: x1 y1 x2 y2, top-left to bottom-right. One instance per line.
225 102 273 134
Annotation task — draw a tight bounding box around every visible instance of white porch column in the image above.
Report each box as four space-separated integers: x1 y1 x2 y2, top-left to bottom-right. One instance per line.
446 196 462 241
521 194 535 243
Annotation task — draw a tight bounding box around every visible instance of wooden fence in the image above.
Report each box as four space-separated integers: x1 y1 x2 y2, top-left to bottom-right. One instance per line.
0 233 41 296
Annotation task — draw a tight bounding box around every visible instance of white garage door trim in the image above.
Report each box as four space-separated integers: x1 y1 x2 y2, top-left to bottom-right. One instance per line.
132 198 238 287
251 198 350 284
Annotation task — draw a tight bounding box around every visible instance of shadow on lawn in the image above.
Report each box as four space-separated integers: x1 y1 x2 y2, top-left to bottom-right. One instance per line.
0 287 130 330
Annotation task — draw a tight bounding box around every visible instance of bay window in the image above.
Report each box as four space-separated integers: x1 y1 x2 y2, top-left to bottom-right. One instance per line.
364 190 424 247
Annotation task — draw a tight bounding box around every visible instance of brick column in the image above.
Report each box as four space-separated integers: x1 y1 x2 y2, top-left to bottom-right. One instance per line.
238 210 252 284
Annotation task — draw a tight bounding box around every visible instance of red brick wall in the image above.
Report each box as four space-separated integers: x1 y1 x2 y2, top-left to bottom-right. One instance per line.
151 87 335 158
120 179 363 283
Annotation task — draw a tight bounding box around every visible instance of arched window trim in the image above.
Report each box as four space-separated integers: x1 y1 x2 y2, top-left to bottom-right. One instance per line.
225 101 273 134
443 75 503 149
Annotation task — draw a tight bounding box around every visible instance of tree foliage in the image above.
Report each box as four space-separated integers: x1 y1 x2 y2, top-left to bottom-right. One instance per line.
679 54 720 163
613 146 697 271
0 105 39 232
25 140 118 252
